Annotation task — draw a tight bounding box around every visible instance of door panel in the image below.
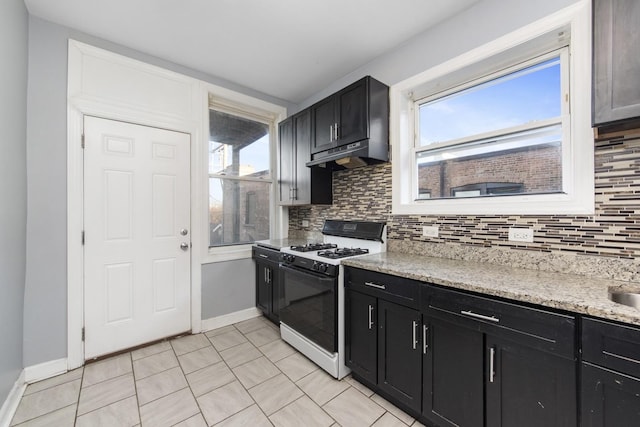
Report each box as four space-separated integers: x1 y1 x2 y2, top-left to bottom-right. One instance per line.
423 316 484 427
345 290 377 385
84 116 191 359
378 300 422 413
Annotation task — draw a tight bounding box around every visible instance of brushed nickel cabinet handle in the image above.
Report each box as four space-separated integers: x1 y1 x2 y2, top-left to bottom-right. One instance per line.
412 321 418 350
461 310 500 323
489 347 496 383
364 281 386 290
368 305 374 330
423 325 429 354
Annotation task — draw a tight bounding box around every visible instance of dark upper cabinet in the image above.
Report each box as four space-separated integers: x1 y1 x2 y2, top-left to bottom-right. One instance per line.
582 317 640 426
310 76 387 154
593 0 640 127
278 110 332 206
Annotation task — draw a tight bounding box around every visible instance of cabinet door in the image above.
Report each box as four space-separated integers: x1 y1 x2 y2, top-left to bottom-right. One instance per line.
378 300 422 413
345 290 377 385
593 0 640 125
255 261 272 316
486 336 577 427
311 96 336 154
293 110 311 204
278 118 294 204
268 265 280 323
582 362 640 427
422 316 484 427
337 78 368 145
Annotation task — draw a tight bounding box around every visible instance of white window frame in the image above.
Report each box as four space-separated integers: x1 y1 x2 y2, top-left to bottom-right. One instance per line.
391 1 593 215
201 84 287 263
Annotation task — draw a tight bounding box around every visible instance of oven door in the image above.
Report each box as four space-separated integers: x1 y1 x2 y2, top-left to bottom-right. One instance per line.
279 264 338 354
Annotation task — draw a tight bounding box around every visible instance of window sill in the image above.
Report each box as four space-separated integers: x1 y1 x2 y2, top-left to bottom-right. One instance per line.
202 244 254 264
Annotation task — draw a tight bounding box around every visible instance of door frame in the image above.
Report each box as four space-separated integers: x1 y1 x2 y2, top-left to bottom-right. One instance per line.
67 41 204 369
67 109 203 369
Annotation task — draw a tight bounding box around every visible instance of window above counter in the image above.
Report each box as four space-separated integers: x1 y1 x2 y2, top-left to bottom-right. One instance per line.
391 2 594 215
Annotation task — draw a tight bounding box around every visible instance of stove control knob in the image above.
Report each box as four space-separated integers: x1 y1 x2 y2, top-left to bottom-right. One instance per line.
318 263 328 273
282 254 295 263
312 261 319 271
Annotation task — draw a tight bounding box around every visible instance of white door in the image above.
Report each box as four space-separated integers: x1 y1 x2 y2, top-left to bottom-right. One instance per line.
83 116 191 359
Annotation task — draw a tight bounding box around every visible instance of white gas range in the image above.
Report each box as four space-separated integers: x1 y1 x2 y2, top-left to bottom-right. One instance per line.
278 220 386 379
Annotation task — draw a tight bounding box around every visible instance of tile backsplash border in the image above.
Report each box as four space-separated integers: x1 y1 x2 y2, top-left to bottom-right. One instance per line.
289 137 640 281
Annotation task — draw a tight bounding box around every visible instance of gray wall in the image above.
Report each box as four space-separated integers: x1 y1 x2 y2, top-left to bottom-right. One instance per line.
201 260 256 319
0 0 28 402
23 16 293 367
297 0 579 111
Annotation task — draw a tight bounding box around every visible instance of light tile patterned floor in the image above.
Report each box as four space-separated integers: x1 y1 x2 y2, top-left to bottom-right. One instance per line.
10 316 426 427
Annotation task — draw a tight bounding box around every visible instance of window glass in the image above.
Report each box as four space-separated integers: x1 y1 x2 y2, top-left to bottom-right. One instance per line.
208 108 272 247
415 54 564 200
418 57 561 147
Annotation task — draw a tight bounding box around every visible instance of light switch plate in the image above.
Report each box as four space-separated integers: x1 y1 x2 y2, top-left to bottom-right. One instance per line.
422 225 439 238
508 227 533 242
301 220 309 227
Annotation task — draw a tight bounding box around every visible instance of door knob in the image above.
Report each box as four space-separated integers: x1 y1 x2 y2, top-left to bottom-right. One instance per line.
180 242 189 251
180 228 189 236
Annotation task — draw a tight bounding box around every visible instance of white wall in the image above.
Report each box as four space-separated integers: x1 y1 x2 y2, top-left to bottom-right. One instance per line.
0 0 28 402
296 0 580 111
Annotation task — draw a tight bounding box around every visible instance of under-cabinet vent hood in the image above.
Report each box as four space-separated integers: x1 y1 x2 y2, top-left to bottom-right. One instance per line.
306 140 388 170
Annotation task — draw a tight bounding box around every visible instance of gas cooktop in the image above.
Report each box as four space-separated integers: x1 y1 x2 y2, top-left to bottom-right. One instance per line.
317 248 370 259
289 243 338 252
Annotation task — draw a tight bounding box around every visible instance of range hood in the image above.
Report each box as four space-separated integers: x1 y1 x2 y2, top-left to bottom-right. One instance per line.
306 139 388 170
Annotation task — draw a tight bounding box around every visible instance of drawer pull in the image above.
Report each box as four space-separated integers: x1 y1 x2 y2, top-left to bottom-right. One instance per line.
364 281 386 290
258 254 269 258
461 310 500 323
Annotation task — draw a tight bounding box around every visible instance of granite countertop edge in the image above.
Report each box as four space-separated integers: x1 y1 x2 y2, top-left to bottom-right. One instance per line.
342 252 640 326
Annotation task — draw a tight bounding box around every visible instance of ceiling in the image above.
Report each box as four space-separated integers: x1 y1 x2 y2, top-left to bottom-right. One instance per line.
24 0 480 104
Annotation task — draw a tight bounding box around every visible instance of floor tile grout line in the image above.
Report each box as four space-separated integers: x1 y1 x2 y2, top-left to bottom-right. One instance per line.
129 351 144 427
21 369 83 398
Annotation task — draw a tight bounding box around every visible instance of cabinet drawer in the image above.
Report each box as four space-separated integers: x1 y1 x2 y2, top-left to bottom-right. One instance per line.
582 317 640 377
345 267 419 309
424 286 575 358
252 246 280 264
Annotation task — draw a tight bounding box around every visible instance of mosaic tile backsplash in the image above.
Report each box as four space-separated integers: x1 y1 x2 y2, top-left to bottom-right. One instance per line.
289 137 640 280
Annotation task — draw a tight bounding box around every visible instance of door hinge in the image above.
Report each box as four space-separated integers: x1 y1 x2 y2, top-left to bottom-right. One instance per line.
81 134 85 149
81 327 85 342
81 231 85 245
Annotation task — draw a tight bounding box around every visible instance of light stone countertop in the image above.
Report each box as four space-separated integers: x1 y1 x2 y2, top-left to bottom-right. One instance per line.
342 252 640 326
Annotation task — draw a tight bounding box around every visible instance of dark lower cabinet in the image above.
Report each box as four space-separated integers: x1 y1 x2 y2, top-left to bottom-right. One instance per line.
581 317 640 426
422 317 484 427
345 290 377 385
485 336 577 427
582 362 640 426
377 300 422 413
252 246 280 324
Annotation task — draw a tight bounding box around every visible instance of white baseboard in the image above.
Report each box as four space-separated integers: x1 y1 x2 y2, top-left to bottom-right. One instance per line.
0 370 26 427
23 358 68 384
201 307 262 332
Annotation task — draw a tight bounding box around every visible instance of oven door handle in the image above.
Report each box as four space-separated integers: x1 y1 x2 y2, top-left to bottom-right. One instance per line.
280 263 336 280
